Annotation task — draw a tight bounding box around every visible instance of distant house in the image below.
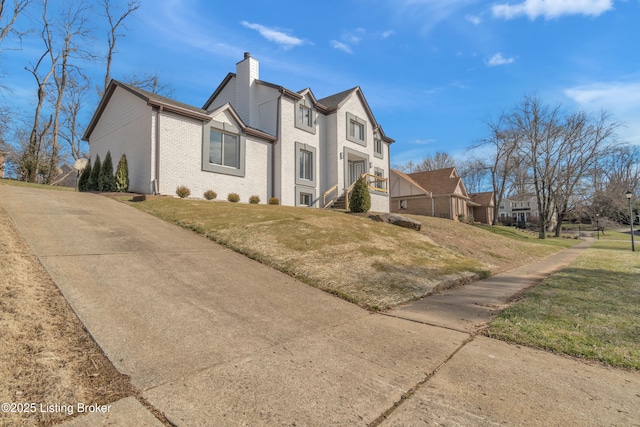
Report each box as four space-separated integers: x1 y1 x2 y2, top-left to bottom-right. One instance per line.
83 53 394 211
498 194 539 224
389 167 477 222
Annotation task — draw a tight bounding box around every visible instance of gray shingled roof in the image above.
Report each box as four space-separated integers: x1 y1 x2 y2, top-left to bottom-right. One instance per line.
316 87 358 110
115 80 209 117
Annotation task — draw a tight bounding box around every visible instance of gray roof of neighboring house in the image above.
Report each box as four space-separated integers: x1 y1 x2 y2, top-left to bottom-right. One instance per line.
504 193 536 202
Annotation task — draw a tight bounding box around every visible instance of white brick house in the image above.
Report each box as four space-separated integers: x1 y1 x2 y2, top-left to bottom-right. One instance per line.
84 53 394 211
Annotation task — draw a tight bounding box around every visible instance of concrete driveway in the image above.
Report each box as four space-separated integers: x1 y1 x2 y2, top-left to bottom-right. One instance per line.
2 184 638 426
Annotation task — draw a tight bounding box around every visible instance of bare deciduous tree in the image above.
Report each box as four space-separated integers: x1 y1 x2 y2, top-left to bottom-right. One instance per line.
102 0 140 95
43 0 91 182
0 0 32 48
551 110 619 236
123 71 175 97
414 151 456 172
23 13 56 183
477 114 520 225
486 95 620 238
59 75 88 160
457 157 488 194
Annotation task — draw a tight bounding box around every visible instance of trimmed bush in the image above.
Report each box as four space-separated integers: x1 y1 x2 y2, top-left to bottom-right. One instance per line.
115 154 129 192
176 185 191 198
249 195 260 204
227 193 240 203
88 155 101 191
99 151 116 192
349 176 371 213
268 197 280 205
204 190 217 200
78 159 91 192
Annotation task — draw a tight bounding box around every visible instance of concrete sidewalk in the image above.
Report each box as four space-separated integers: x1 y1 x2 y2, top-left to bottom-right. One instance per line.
386 239 593 333
2 185 638 426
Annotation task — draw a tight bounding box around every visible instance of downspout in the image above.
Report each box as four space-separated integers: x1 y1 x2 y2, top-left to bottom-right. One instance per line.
272 93 282 199
431 192 434 217
154 105 163 195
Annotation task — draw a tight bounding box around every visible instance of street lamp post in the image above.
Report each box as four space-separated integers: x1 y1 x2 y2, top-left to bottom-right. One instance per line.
596 213 599 240
626 191 635 252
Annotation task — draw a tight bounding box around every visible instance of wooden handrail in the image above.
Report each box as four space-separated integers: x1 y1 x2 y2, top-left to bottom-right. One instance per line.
323 184 339 208
323 174 389 209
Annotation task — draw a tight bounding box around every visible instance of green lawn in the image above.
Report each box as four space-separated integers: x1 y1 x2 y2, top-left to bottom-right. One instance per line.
476 225 578 248
487 239 640 370
115 196 568 310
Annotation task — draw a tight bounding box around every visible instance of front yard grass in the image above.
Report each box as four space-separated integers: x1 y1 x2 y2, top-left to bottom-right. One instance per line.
121 196 567 310
487 239 640 370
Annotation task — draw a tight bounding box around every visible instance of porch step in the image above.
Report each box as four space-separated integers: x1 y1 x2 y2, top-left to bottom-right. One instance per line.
331 194 347 209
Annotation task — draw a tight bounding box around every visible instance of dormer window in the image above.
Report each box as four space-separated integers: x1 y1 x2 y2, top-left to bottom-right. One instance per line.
299 105 312 127
295 100 315 134
346 112 366 146
374 138 383 158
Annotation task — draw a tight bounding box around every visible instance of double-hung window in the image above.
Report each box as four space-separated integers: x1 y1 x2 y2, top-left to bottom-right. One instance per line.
346 113 366 146
299 105 312 128
295 100 315 134
350 121 364 141
209 129 239 168
374 139 383 158
299 149 313 181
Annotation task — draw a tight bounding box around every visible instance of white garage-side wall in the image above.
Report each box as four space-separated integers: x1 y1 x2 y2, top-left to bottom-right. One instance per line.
88 86 153 194
158 110 271 203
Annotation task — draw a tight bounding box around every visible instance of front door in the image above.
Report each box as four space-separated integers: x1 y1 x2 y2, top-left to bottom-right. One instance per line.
349 161 366 186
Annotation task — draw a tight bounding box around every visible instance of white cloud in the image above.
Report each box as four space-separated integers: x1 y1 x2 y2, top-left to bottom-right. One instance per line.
466 14 481 24
564 81 640 144
492 0 613 20
485 53 515 66
391 0 479 33
410 138 436 145
330 28 394 54
241 21 305 49
380 30 395 39
330 40 353 54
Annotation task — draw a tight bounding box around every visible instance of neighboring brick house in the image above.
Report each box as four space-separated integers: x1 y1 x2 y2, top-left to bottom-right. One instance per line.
469 192 495 225
390 167 493 223
83 53 394 211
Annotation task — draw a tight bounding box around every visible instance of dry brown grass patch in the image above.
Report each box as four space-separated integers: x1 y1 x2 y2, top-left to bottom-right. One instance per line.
0 206 135 426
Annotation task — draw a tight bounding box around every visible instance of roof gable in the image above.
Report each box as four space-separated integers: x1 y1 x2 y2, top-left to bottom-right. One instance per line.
470 192 495 206
407 167 468 197
391 169 431 195
208 103 276 142
84 80 210 141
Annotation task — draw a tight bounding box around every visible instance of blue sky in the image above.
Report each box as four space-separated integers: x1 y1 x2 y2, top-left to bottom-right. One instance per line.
2 0 639 167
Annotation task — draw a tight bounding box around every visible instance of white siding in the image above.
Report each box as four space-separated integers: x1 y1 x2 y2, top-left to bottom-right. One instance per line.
158 110 271 203
207 77 236 111
88 87 153 193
